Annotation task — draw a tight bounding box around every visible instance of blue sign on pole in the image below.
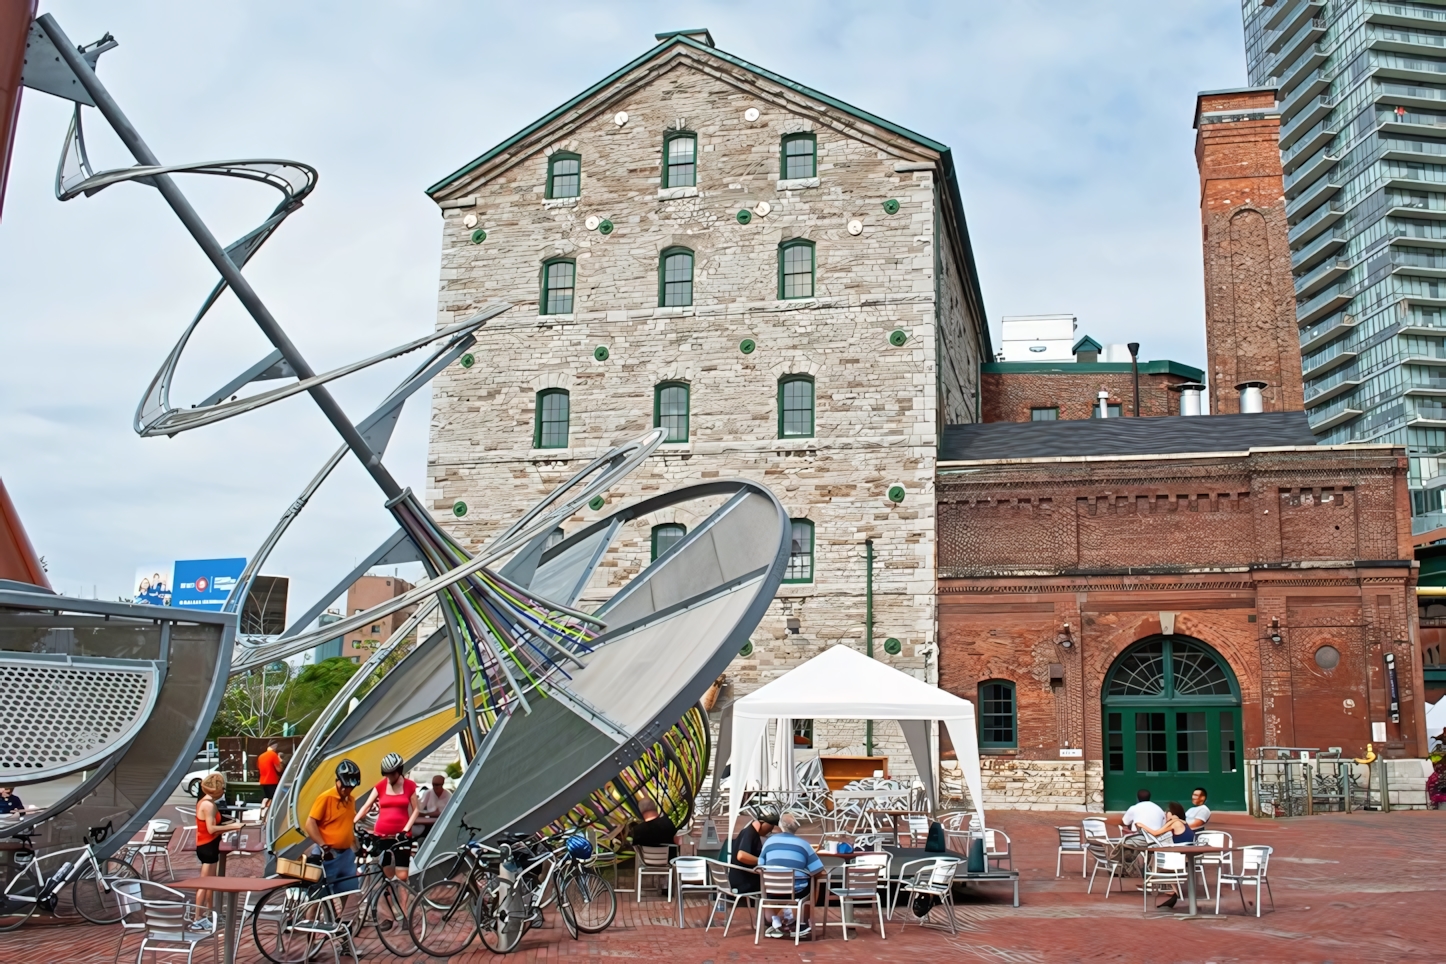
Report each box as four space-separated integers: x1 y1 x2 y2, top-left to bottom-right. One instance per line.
172 558 246 611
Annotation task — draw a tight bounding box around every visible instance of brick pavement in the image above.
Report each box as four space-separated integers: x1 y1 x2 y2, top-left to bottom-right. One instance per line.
3 809 1444 963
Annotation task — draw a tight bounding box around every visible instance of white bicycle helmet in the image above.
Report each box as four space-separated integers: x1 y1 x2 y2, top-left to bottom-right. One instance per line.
380 753 404 775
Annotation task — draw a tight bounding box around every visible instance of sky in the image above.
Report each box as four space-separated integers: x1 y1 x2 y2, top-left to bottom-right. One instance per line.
0 1 1248 613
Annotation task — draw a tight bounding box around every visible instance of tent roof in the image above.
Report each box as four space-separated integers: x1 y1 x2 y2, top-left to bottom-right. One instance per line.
733 645 974 721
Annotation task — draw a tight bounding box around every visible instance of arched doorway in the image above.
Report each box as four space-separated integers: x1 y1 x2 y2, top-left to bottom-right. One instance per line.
1102 635 1245 811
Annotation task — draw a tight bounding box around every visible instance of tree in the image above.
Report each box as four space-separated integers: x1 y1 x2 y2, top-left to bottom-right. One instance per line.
208 662 293 740
278 657 362 733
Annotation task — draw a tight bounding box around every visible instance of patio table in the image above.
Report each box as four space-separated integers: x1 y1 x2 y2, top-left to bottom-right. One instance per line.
1146 844 1228 920
170 875 293 964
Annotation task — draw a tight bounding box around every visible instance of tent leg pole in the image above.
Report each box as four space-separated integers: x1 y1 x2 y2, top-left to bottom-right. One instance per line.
865 539 874 758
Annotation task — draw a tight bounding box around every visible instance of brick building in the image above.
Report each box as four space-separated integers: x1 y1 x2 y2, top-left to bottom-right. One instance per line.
341 575 416 662
423 28 989 772
981 356 1203 422
1194 87 1302 416
935 414 1425 811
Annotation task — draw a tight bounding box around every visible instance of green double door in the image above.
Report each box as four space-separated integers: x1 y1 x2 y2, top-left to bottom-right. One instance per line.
1103 706 1244 811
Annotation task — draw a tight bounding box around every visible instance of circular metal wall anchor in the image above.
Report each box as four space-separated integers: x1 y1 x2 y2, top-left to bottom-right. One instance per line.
614 111 629 126
598 219 614 234
889 329 908 347
887 485 906 503
585 215 601 231
594 345 610 361
882 198 901 215
739 338 756 355
847 219 863 236
462 213 478 228
459 353 475 369
754 200 771 217
744 107 760 122
883 637 902 656
452 501 468 518
470 228 487 244
588 495 605 511
736 209 752 225
739 640 755 657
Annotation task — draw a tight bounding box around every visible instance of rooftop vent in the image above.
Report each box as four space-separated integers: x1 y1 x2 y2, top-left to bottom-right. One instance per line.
1236 380 1267 414
655 28 715 47
1171 381 1206 416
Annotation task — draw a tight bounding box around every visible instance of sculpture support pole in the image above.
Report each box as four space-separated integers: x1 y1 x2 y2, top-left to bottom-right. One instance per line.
38 14 403 500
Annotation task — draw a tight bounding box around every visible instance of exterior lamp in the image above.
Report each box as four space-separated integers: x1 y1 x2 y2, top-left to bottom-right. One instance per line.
1270 617 1283 645
1057 622 1073 649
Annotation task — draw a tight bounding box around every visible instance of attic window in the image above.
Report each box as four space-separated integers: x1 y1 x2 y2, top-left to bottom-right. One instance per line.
547 152 580 199
782 133 816 179
664 132 697 188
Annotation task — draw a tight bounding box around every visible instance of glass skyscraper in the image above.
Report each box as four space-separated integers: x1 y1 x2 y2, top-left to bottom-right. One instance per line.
1244 0 1446 532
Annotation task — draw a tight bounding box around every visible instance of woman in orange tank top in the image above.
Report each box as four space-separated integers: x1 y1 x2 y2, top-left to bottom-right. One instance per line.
195 772 243 914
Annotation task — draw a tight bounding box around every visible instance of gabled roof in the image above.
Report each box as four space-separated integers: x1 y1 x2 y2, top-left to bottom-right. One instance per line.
1072 335 1102 354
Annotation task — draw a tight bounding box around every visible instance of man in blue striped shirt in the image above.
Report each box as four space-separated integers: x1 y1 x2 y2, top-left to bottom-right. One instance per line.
757 812 823 939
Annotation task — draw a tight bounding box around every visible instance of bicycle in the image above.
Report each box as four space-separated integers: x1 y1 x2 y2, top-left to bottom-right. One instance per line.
408 819 504 957
476 833 617 953
0 823 139 930
251 829 417 961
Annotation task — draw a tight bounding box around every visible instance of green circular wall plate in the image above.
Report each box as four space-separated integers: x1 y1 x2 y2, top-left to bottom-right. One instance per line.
459 352 475 369
739 641 754 658
594 345 610 361
452 501 468 518
882 198 900 215
598 219 614 234
588 495 605 511
889 329 908 347
888 485 906 504
736 209 752 224
739 338 756 354
470 228 487 244
883 637 902 655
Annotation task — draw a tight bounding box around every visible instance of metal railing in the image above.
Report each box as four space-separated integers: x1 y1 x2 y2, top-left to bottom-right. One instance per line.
1247 747 1370 817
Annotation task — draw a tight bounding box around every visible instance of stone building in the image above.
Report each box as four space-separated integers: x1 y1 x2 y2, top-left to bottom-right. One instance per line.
423 29 989 774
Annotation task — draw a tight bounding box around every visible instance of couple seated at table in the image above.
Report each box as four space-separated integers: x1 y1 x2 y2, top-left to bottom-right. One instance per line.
729 809 824 939
1120 787 1212 909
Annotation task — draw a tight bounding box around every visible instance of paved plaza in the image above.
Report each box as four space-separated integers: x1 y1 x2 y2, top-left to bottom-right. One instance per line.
2 809 1443 963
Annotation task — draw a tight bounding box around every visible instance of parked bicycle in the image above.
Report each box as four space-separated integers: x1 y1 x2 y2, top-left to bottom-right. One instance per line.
0 822 139 930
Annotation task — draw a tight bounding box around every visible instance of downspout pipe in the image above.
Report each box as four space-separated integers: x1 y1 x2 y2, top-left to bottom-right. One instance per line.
865 538 874 758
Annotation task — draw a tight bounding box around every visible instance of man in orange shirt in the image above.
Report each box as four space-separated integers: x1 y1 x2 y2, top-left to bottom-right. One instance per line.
306 759 361 894
257 740 284 817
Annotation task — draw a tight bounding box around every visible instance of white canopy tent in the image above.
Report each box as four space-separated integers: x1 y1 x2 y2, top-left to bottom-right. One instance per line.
726 645 985 835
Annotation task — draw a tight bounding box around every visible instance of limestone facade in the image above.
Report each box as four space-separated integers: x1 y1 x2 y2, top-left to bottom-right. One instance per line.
424 34 988 779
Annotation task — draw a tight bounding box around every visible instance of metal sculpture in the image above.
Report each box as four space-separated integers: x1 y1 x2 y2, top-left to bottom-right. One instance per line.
13 12 787 861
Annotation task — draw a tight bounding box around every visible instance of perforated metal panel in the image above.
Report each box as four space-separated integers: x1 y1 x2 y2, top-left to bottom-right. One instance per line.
0 655 161 783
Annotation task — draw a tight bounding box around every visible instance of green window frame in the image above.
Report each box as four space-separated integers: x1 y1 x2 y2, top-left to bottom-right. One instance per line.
650 523 687 561
1030 407 1059 421
534 388 570 449
658 247 694 307
654 381 690 443
978 680 1017 748
546 151 581 199
662 131 697 188
781 133 817 180
778 239 815 299
784 519 814 583
778 375 815 438
541 259 575 315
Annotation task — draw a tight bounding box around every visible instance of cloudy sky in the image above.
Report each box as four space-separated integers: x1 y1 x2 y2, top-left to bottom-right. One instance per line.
0 1 1247 612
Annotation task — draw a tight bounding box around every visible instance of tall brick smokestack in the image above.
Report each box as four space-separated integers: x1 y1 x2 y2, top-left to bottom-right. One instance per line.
1194 87 1304 415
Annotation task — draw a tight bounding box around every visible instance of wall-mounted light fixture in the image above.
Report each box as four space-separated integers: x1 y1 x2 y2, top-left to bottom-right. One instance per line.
1270 617 1283 645
1056 622 1073 649
786 617 801 635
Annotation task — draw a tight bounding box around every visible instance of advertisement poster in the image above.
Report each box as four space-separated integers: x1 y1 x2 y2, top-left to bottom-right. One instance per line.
133 565 173 606
172 558 246 611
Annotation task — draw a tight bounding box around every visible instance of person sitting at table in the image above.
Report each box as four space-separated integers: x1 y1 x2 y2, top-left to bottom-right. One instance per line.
1185 787 1211 830
1120 788 1166 836
195 772 245 926
413 774 450 841
0 786 25 814
728 807 778 896
629 793 679 865
1152 802 1198 909
757 812 824 940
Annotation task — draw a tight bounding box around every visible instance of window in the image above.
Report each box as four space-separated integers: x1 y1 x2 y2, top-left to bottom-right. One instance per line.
654 382 690 442
1030 407 1059 421
1090 402 1122 418
778 239 815 299
663 132 696 188
651 523 687 561
784 519 813 582
978 680 1017 748
781 133 816 179
792 718 814 749
778 375 815 438
534 388 570 448
546 152 580 199
659 248 694 307
541 259 575 315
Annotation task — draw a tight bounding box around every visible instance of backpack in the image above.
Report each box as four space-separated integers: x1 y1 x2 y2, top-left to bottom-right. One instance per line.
924 821 947 853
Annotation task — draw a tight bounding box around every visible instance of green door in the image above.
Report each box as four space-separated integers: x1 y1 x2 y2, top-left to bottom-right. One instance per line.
1102 636 1245 811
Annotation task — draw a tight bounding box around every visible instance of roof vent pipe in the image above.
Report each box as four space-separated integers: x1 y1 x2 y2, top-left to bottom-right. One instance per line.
1236 380 1266 414
1170 381 1206 416
1097 389 1111 418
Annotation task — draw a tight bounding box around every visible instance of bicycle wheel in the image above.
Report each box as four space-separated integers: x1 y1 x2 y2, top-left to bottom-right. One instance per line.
251 881 331 964
563 870 617 933
477 877 526 954
371 878 417 957
0 872 39 932
556 877 579 940
72 857 139 924
409 878 478 957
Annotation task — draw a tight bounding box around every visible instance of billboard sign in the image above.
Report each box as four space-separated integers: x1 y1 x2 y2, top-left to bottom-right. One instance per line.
172 558 246 611
133 565 172 606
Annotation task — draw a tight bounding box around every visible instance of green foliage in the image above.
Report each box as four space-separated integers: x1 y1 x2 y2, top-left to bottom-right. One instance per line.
445 761 463 780
208 656 360 741
281 657 362 733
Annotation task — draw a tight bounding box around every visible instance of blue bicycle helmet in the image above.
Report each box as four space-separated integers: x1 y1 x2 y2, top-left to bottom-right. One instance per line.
565 834 593 860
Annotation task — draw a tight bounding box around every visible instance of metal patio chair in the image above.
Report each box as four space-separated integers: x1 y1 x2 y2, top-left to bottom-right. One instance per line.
983 828 1012 871
890 857 960 934
824 862 886 941
755 867 816 945
1193 829 1233 898
1056 826 1087 877
1142 850 1188 916
1217 845 1273 917
1086 837 1129 897
704 859 757 937
671 855 714 927
132 892 220 964
635 844 674 902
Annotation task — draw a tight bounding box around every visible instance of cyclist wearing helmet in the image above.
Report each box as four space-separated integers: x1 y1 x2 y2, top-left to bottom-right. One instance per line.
354 753 419 880
728 807 778 893
305 759 362 895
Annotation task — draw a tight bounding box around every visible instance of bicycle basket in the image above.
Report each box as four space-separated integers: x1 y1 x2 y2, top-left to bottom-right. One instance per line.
276 855 324 883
